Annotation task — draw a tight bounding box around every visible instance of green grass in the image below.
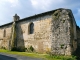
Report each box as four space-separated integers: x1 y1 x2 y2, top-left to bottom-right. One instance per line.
0 49 76 60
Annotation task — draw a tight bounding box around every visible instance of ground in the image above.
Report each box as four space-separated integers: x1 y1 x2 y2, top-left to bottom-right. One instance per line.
0 53 42 60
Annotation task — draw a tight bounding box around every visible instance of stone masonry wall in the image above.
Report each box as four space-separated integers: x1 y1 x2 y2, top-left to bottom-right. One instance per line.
77 26 80 47
16 15 52 53
51 9 77 55
0 28 4 48
0 25 12 49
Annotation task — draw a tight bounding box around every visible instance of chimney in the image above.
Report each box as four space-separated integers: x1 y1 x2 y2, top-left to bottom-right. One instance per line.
13 14 20 21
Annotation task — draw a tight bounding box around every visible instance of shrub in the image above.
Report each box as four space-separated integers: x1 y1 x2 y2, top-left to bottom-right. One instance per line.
1 46 6 50
26 46 34 52
60 44 64 49
29 46 34 52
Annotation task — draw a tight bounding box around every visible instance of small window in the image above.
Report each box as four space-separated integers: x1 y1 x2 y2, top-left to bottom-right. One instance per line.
3 29 6 37
28 22 34 34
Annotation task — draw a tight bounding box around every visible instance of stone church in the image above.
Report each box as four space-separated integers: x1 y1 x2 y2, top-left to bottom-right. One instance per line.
0 8 80 55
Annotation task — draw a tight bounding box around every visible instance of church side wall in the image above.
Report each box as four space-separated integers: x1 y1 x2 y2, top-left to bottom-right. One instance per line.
0 28 4 48
76 26 80 47
0 25 12 49
16 15 52 53
69 10 77 54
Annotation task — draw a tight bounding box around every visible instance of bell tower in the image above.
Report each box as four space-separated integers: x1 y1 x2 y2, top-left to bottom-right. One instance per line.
13 14 20 21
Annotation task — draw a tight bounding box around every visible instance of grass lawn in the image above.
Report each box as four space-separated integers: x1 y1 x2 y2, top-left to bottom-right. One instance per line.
0 49 76 60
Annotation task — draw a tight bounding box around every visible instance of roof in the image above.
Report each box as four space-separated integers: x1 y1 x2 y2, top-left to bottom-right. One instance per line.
0 8 68 28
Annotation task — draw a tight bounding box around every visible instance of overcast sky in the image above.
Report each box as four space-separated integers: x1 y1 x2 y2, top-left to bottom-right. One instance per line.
0 0 80 27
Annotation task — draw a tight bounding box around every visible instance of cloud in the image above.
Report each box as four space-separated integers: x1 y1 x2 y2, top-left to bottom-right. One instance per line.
78 9 80 14
30 0 51 10
30 0 80 11
30 0 65 10
6 0 19 7
0 0 21 25
0 0 20 8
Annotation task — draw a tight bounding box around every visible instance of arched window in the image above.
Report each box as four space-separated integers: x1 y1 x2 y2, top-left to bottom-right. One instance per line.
3 29 6 37
29 23 34 34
